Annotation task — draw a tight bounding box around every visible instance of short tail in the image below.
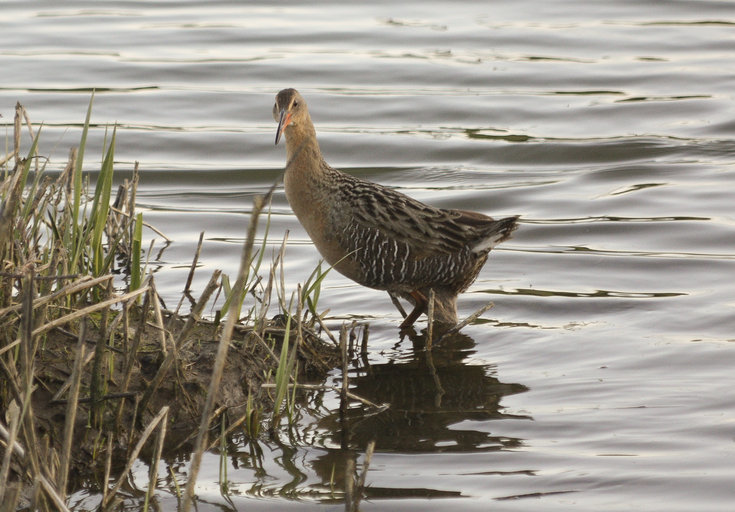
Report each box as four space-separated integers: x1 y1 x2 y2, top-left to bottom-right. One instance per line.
470 215 520 253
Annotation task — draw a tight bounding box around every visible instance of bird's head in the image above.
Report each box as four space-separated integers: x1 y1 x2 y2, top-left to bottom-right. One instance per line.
273 88 307 145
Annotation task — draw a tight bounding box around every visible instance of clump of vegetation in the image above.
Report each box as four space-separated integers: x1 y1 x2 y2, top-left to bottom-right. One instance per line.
0 99 343 511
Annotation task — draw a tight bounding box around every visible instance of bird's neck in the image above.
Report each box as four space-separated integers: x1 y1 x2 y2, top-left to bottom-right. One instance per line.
282 118 334 228
284 121 324 175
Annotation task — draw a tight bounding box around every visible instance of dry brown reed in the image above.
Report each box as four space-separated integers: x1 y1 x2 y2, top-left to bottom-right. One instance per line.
181 187 274 512
0 101 340 510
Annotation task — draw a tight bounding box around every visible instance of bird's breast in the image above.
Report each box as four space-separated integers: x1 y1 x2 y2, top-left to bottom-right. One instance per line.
284 172 364 282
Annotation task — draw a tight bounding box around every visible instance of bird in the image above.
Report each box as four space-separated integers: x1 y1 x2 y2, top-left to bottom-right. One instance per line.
273 88 518 329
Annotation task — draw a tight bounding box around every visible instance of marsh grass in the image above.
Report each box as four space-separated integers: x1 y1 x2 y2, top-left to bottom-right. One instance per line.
0 101 346 511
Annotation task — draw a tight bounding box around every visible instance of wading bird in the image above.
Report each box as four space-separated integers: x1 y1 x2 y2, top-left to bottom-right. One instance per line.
274 88 518 329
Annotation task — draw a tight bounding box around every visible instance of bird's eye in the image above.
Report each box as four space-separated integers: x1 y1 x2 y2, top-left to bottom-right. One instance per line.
293 101 299 107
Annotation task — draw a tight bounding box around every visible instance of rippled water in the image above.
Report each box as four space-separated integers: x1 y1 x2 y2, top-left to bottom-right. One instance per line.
2 1 734 511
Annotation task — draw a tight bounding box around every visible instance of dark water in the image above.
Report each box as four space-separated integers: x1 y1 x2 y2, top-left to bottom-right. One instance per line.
2 1 734 510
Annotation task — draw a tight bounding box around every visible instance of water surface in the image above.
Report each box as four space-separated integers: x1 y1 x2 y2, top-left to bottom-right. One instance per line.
2 1 734 511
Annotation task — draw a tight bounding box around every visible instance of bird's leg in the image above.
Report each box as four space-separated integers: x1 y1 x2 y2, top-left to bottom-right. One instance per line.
388 292 408 319
399 290 428 329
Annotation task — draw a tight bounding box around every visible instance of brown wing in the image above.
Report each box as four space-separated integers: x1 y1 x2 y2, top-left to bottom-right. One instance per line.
337 172 485 257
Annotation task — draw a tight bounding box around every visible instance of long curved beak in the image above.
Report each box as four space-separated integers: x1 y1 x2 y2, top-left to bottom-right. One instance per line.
275 109 292 145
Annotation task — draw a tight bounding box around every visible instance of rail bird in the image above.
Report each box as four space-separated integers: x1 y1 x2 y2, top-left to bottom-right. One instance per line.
273 88 518 329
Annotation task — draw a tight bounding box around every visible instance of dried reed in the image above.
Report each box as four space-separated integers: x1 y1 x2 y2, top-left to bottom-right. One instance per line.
1 99 341 511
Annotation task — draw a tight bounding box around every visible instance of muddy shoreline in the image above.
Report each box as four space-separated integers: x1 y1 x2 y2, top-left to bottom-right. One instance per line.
3 299 340 509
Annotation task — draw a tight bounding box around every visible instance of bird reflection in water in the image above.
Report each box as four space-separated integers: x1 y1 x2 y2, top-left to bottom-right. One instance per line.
222 328 530 505
309 328 530 499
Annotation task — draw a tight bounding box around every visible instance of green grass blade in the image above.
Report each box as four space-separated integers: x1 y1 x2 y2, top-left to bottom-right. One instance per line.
271 306 292 428
19 125 42 192
219 273 234 315
89 125 116 275
68 94 95 272
301 261 334 317
72 93 94 243
20 142 48 222
130 212 143 292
